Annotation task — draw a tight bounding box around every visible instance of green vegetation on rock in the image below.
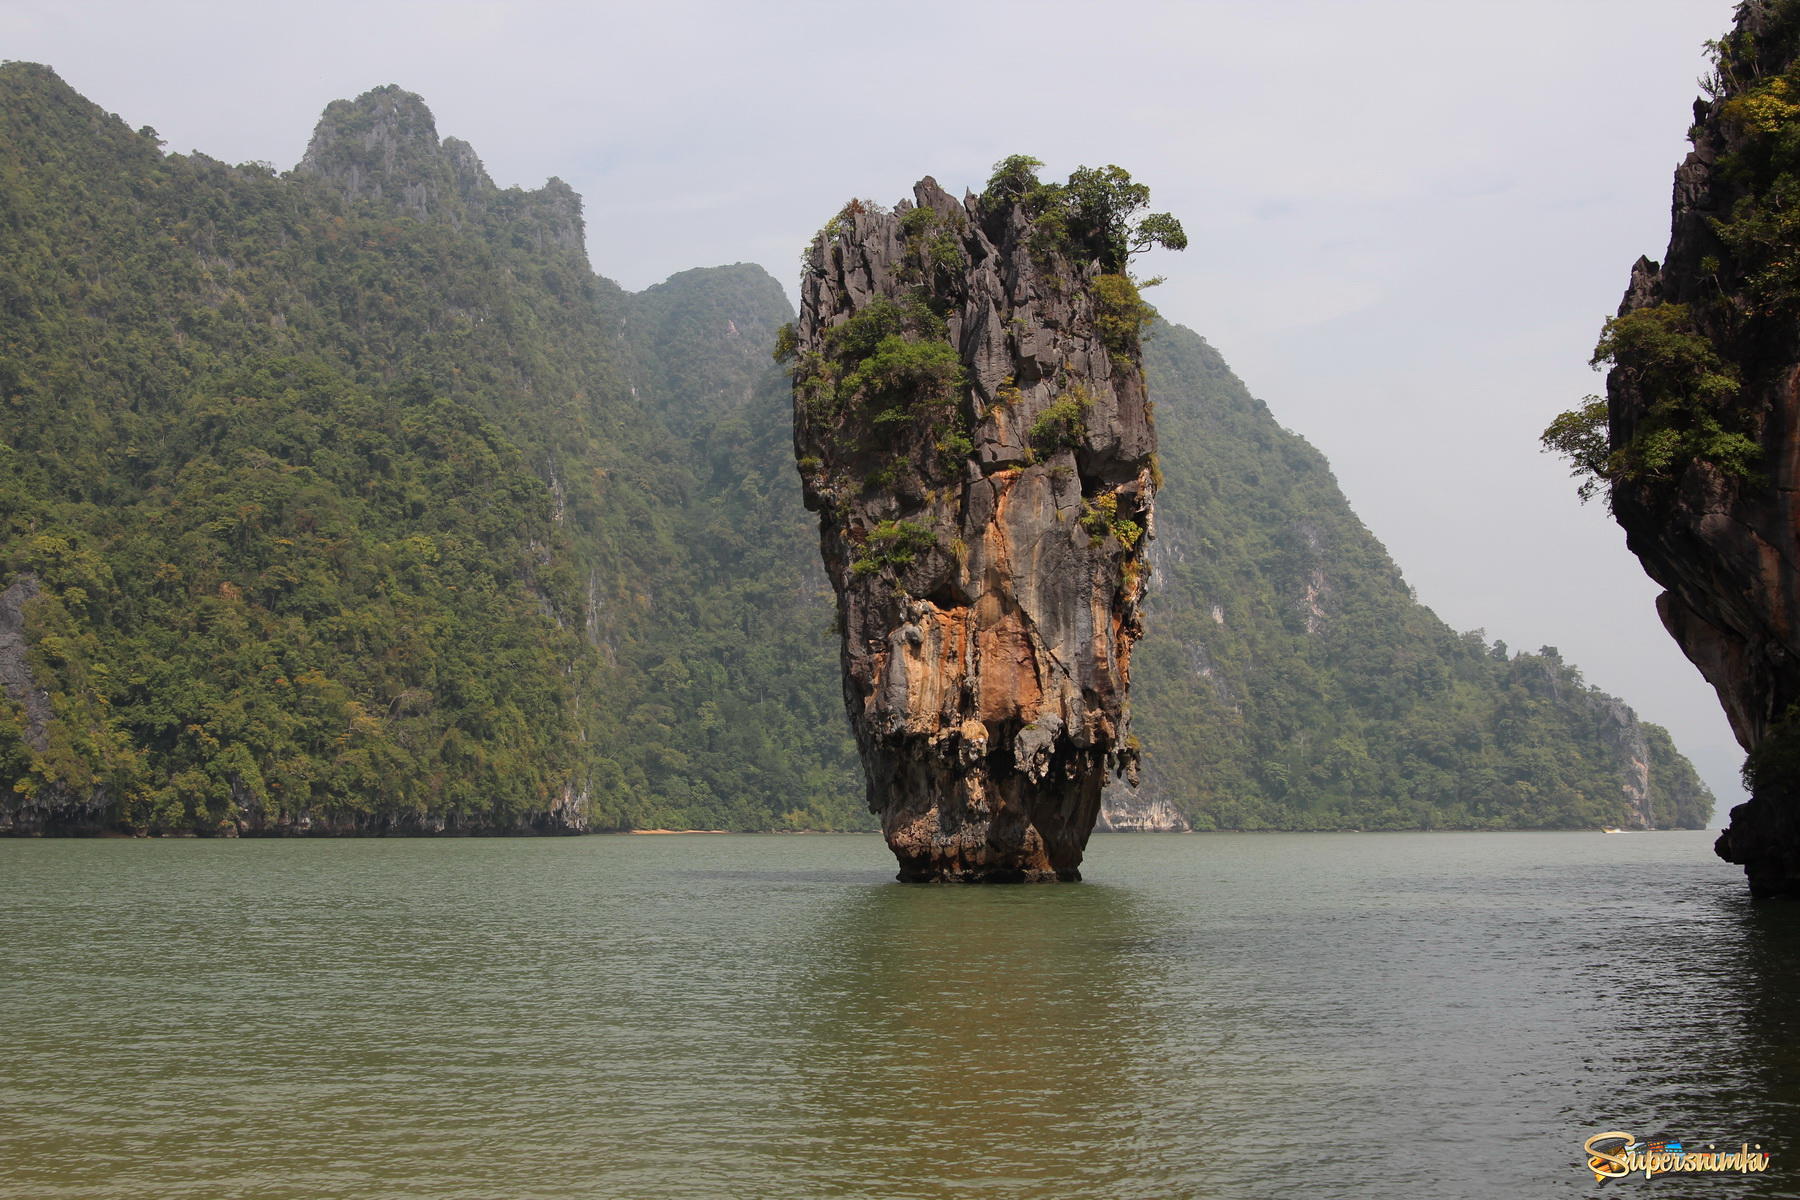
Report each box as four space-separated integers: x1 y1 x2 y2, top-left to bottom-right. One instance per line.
850 520 938 578
1706 4 1800 316
1028 386 1092 456
1542 303 1757 503
981 156 1187 274
1539 6 1800 505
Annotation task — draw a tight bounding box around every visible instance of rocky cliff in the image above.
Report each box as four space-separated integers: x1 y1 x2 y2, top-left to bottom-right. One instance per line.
790 174 1160 881
1580 1 1800 894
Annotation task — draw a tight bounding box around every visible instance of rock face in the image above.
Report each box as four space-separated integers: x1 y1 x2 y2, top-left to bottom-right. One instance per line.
791 178 1155 881
0 572 110 833
0 574 49 754
1096 791 1191 833
1601 5 1800 894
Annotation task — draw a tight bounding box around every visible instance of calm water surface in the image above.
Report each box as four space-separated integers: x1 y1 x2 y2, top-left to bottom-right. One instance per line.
2 831 1795 1198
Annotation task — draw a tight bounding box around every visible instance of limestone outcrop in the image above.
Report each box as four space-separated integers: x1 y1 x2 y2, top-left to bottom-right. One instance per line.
791 176 1157 881
1596 4 1800 894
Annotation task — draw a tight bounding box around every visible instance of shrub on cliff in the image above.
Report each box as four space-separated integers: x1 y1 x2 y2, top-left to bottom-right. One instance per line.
1028 386 1092 456
850 519 938 578
981 156 1187 274
1542 303 1759 502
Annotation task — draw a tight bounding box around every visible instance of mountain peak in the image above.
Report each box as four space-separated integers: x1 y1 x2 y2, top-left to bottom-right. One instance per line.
295 85 585 260
297 85 494 217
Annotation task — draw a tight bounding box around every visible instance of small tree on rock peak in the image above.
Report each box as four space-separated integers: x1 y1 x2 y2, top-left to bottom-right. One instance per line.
1063 163 1187 272
984 154 1046 204
980 155 1186 275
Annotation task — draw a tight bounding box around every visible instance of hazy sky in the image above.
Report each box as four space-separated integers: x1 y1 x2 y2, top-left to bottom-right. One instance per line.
5 0 1751 813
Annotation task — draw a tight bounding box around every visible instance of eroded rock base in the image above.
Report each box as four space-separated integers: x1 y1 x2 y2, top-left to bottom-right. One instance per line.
866 738 1106 882
880 785 1100 883
1717 799 1800 898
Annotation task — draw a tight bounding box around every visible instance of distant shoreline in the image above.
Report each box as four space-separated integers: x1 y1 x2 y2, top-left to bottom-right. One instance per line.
0 825 1713 839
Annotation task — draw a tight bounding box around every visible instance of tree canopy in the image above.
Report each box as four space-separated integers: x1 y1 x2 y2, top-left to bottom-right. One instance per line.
981 155 1187 274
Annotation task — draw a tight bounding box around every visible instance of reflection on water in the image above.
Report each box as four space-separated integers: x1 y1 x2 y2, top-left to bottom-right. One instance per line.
1739 902 1800 1100
781 882 1167 1198
1654 897 1800 1179
0 831 1796 1198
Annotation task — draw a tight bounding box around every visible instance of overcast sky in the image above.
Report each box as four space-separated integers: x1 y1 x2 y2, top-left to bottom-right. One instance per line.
5 0 1750 814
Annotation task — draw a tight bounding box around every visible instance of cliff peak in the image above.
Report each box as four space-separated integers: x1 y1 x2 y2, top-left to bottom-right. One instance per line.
298 85 492 213
297 85 584 258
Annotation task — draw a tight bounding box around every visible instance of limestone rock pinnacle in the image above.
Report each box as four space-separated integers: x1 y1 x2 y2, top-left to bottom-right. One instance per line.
790 174 1158 881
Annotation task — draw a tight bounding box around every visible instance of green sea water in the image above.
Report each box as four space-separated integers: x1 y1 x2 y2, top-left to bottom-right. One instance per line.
2 831 1794 1198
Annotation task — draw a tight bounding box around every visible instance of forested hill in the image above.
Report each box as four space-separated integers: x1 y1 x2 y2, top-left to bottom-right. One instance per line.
0 64 1709 834
1126 324 1711 830
0 65 856 834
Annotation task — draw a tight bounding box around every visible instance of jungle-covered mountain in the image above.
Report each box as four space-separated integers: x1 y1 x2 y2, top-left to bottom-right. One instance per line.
1129 324 1708 830
0 64 1710 833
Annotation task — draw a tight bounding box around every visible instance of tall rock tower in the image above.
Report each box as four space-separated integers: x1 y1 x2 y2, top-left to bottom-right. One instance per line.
789 166 1174 881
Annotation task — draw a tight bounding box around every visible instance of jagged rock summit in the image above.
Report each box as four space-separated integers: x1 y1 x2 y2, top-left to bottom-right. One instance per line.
299 84 585 257
790 172 1162 881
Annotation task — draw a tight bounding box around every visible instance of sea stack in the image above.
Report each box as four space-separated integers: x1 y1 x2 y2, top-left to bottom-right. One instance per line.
788 167 1168 881
1572 4 1800 895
